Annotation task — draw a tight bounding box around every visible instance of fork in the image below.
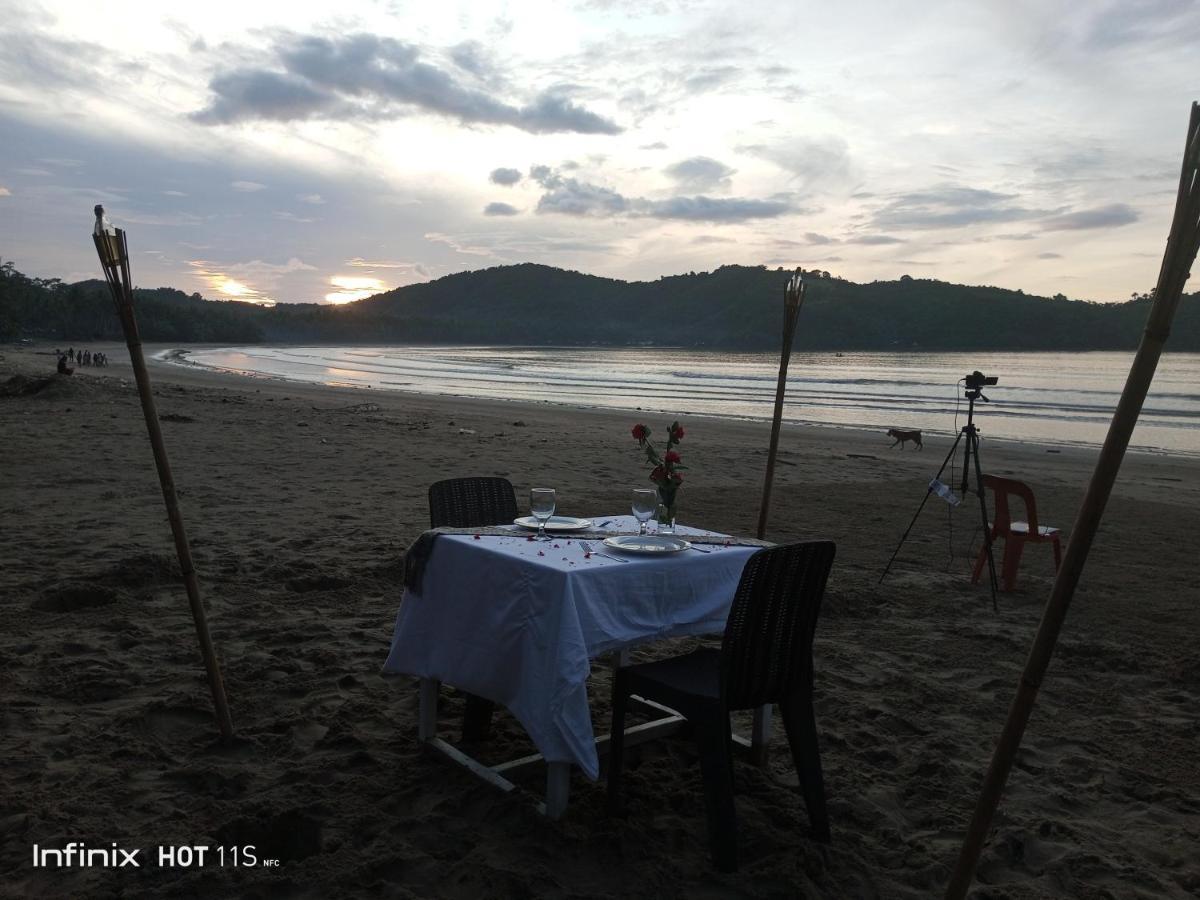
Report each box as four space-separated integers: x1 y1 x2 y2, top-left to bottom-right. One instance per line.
580 540 628 563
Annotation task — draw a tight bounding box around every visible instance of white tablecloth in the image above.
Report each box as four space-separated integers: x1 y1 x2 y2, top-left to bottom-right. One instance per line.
383 515 760 779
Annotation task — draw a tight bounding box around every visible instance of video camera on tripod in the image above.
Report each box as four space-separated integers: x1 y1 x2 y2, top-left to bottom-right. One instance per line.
964 371 998 398
880 370 1003 607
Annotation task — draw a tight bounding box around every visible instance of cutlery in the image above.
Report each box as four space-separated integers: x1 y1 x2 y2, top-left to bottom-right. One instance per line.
581 540 628 563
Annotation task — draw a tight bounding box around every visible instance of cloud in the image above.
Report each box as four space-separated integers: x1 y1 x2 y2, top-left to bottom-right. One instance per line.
691 235 735 245
274 211 317 223
0 19 106 93
194 69 343 124
803 232 835 245
1041 203 1138 231
424 231 497 257
347 257 421 270
489 167 523 186
663 156 735 193
846 234 905 245
0 186 10 197
640 142 668 150
1080 0 1200 52
192 33 622 135
448 41 493 78
738 136 852 186
536 178 629 216
232 180 267 192
530 168 787 222
484 201 520 216
684 66 740 94
872 185 1046 230
1037 251 1063 259
297 193 325 204
641 195 789 221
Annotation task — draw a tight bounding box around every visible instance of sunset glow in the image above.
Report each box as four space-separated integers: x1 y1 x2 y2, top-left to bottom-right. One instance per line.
325 276 387 305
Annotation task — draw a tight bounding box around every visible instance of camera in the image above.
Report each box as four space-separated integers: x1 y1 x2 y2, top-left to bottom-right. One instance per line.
965 371 998 390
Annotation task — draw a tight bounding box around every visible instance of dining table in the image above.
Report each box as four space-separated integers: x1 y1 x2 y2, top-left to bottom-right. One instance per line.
382 514 774 818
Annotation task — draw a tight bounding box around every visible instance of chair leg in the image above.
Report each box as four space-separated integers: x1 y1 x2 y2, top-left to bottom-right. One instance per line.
461 693 495 742
1051 535 1062 570
1003 538 1026 592
780 695 830 843
607 669 630 814
722 707 736 793
694 710 738 872
971 529 997 585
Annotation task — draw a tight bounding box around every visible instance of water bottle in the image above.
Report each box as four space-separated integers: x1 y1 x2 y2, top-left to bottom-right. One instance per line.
929 478 962 506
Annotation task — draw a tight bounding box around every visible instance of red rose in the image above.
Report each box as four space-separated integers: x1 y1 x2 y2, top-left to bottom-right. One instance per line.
671 472 683 484
665 450 681 464
671 423 685 441
631 424 648 441
650 465 665 482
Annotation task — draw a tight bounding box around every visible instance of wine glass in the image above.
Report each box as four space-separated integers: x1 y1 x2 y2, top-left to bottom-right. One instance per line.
530 488 556 542
631 488 656 535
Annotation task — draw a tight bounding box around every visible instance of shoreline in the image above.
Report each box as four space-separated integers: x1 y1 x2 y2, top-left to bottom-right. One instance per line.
163 342 1199 462
3 340 1199 898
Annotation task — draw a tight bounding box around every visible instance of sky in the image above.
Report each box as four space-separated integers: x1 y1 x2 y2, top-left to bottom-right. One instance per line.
0 0 1196 305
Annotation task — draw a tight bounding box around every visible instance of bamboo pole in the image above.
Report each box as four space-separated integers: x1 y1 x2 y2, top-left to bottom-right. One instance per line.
756 269 807 540
946 101 1200 899
92 207 235 743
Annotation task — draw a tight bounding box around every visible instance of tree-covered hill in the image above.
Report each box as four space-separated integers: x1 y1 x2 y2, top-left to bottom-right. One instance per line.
2 259 1197 351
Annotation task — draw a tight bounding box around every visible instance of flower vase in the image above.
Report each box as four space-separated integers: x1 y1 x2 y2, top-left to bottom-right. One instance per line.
656 487 678 534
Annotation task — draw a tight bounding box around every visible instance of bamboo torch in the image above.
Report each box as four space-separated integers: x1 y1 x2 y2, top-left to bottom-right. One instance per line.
946 102 1200 898
756 268 807 540
92 205 234 743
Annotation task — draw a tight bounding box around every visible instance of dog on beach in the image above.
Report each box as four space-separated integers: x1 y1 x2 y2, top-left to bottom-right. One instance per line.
887 428 923 450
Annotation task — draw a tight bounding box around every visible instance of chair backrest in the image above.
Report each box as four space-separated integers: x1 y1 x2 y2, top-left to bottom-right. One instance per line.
428 477 520 528
720 541 836 710
982 475 1040 534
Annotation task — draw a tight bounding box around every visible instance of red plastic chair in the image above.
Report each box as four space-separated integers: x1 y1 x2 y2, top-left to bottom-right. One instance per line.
971 475 1062 592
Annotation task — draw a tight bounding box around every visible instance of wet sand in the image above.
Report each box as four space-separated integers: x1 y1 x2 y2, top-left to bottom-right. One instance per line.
2 342 1198 898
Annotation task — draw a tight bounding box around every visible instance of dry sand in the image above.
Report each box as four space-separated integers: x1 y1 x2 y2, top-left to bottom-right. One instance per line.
1 342 1197 899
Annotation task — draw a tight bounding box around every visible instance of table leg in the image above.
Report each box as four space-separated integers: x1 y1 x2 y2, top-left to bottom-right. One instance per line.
750 704 773 767
418 678 440 742
545 762 571 820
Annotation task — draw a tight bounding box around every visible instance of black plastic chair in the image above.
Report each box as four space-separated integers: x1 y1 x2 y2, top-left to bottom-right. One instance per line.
427 477 521 741
428 476 520 530
607 540 836 872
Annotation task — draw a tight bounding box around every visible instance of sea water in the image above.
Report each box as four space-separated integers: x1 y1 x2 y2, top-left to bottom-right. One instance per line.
167 346 1200 457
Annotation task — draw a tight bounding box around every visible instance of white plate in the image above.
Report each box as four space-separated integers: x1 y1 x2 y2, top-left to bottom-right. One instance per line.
603 535 692 554
513 515 594 532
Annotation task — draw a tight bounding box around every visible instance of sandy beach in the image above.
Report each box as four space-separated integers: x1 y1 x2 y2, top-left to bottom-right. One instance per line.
1 342 1197 899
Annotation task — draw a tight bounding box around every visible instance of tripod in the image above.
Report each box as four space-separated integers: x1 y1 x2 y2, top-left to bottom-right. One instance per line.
880 381 999 609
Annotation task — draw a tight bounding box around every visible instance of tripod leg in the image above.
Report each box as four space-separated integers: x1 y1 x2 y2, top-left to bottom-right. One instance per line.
880 430 964 584
968 429 999 609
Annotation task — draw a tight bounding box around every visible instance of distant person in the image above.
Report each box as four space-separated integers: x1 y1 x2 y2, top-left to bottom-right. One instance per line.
57 355 74 376
68 347 75 362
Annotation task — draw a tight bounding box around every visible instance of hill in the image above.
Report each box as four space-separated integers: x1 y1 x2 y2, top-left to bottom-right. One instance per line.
2 259 1197 351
